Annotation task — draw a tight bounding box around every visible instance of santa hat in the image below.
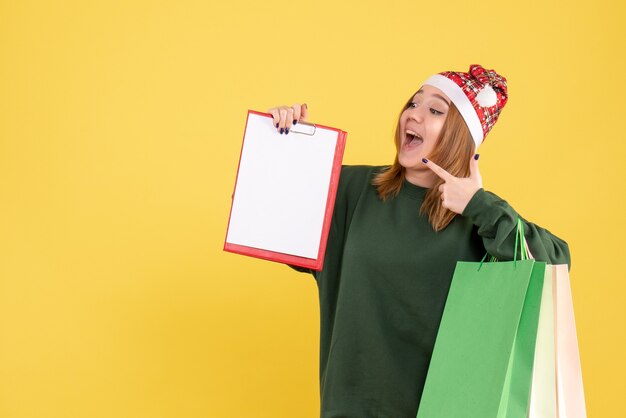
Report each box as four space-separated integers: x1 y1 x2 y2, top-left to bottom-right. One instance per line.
422 64 508 148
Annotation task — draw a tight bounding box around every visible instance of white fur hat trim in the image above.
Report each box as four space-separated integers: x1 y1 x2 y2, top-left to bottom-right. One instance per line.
423 74 484 147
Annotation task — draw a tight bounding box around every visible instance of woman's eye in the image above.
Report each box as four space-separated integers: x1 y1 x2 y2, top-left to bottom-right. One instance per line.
408 103 443 115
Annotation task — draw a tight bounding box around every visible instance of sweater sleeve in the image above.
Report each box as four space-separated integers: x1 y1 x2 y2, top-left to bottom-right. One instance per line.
462 188 572 271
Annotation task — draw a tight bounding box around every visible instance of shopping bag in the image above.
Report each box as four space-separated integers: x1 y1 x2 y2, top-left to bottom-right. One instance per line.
496 261 545 418
553 264 587 417
417 220 545 418
525 259 586 417
528 265 557 417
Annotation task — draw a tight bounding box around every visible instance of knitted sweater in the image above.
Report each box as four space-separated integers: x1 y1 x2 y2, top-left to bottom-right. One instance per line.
292 165 571 418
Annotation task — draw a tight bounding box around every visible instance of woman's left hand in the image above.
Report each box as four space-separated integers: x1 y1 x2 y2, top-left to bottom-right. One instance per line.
423 154 483 215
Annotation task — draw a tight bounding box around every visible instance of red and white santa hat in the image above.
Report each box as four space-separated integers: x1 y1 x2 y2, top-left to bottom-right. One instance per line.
422 64 508 148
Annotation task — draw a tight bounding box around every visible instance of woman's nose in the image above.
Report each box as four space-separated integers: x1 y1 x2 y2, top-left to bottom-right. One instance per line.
408 106 425 122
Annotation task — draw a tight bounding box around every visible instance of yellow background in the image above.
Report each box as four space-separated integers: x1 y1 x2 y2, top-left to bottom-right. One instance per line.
1 0 624 417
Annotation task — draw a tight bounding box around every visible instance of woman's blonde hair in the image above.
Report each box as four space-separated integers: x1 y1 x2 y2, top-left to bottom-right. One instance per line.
372 91 476 232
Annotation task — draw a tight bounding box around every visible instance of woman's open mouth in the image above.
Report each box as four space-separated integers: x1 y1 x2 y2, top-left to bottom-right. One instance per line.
404 129 423 149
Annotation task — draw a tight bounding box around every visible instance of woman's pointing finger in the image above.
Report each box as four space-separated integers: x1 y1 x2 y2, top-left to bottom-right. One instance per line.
422 158 455 182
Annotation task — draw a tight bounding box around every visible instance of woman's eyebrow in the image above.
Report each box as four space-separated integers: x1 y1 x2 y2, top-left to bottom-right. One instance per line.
415 90 450 106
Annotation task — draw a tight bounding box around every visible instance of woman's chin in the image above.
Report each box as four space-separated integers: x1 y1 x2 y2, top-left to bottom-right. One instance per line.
398 152 423 169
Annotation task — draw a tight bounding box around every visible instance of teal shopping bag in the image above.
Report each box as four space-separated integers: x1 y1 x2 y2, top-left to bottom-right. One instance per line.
417 220 545 418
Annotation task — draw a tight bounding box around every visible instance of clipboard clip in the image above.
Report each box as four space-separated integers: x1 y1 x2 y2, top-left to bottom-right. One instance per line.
288 121 316 136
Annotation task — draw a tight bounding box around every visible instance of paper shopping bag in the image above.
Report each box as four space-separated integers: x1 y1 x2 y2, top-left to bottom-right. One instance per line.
524 243 586 418
528 265 557 418
553 264 587 418
416 259 545 418
497 261 546 418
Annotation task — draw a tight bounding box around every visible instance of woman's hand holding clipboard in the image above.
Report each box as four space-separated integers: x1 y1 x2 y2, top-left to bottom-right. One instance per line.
267 103 309 135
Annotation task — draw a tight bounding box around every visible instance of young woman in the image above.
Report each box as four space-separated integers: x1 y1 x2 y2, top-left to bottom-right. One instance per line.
267 64 570 418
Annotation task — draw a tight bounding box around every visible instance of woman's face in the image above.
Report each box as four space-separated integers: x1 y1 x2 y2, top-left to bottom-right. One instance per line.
397 84 451 170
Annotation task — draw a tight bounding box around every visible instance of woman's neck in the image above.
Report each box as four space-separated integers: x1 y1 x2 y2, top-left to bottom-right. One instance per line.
403 167 438 189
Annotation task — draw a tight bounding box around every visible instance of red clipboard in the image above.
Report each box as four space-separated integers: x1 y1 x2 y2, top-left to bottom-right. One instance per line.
224 110 347 271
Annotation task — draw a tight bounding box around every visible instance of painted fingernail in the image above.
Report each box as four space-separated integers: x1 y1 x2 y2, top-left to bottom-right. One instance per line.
293 119 297 125
422 158 428 163
285 128 289 135
276 123 279 128
474 154 480 160
280 128 284 134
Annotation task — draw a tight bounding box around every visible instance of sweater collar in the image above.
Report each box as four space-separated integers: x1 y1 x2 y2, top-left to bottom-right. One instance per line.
400 177 429 200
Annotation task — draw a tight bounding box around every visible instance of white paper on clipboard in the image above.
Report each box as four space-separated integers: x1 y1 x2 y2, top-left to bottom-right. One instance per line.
226 112 341 259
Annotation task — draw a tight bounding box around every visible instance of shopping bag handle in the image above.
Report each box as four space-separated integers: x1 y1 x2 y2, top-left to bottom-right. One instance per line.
514 218 530 262
478 217 531 271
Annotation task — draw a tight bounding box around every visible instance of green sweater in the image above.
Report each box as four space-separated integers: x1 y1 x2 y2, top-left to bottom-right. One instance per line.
292 165 570 418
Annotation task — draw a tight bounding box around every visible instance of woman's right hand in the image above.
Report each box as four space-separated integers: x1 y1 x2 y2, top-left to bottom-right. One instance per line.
267 103 308 135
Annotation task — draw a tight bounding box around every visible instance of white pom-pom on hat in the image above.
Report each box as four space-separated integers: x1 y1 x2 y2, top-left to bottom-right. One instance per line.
475 84 498 107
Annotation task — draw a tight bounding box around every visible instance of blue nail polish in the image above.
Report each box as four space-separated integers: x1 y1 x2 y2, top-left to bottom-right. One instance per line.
422 158 428 163
276 123 279 128
474 154 480 160
285 128 289 135
280 128 284 134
